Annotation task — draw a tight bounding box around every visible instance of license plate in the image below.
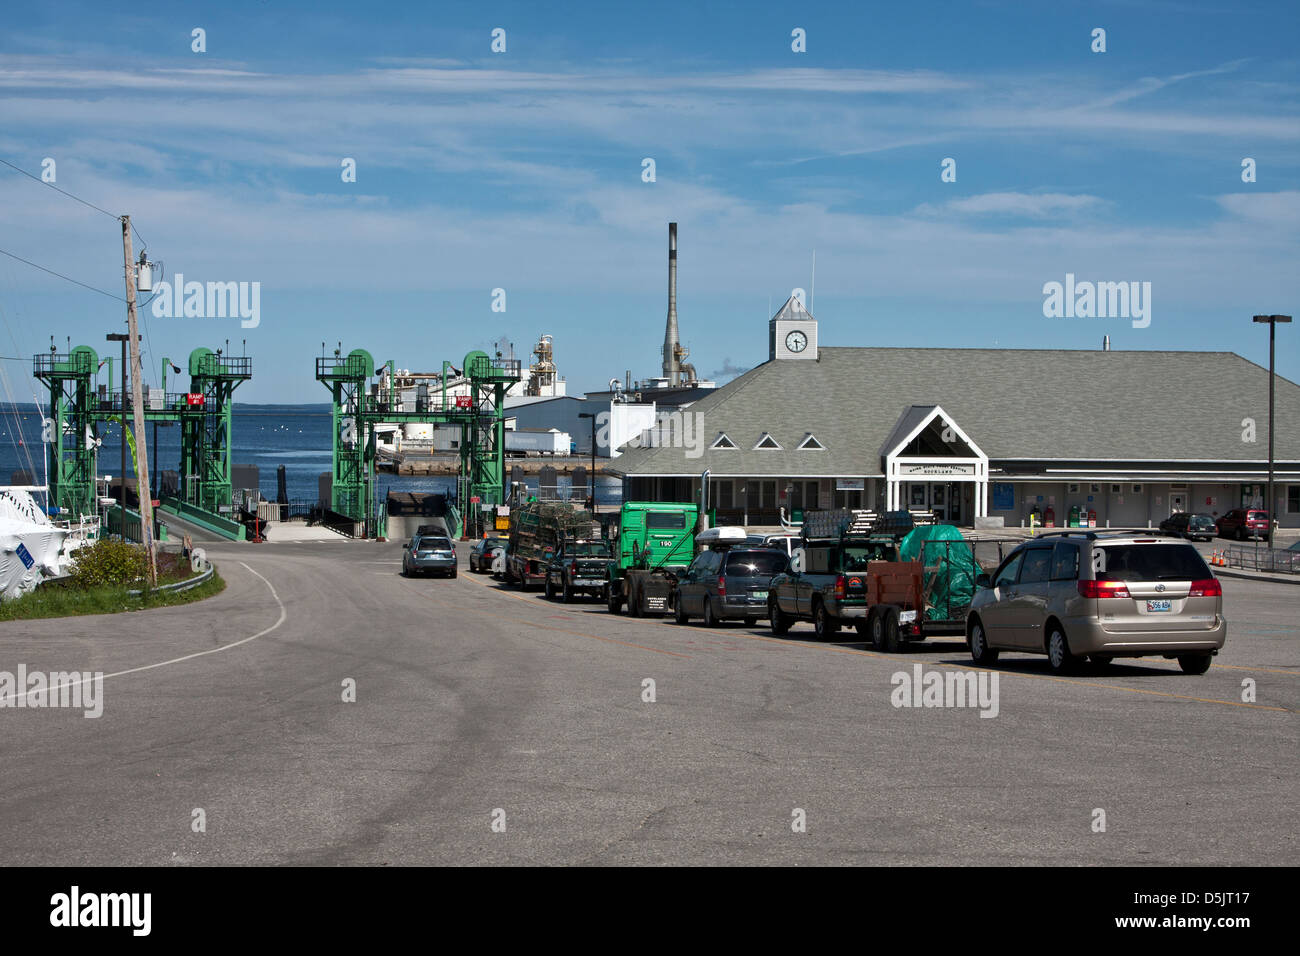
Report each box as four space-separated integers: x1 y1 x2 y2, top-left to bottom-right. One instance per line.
752 590 768 600
1146 600 1172 612
899 609 917 624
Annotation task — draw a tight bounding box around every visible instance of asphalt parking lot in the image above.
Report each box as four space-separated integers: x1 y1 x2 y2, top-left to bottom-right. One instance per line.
0 538 1295 866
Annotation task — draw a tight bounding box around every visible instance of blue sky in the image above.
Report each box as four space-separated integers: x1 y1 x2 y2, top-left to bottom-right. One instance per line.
0 0 1296 403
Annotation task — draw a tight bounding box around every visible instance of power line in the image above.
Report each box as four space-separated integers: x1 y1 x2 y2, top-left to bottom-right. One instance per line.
0 246 125 302
0 156 121 221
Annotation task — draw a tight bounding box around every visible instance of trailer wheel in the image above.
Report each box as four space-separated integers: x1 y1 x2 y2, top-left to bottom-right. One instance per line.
607 586 623 614
869 608 886 651
673 596 689 625
870 608 900 652
882 608 901 653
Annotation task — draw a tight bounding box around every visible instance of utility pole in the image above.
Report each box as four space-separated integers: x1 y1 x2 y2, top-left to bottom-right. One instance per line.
1253 314 1292 548
121 215 157 585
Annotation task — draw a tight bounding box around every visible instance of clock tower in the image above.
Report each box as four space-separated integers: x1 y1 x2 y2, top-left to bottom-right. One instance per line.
768 293 818 361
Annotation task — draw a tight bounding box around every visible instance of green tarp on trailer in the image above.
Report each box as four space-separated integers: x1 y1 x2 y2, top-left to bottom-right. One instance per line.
899 524 980 622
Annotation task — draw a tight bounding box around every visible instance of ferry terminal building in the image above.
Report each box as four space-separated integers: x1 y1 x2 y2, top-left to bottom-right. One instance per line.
609 298 1300 530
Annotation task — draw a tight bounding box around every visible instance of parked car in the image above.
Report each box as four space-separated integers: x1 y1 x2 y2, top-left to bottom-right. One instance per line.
673 548 788 626
1158 512 1216 541
402 534 458 578
966 530 1225 674
1216 508 1271 542
544 539 614 602
468 535 504 573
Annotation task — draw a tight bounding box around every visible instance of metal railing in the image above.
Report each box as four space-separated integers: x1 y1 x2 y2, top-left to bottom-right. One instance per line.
1221 544 1299 574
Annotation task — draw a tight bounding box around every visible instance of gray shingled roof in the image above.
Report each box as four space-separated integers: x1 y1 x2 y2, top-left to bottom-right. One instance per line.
610 347 1300 477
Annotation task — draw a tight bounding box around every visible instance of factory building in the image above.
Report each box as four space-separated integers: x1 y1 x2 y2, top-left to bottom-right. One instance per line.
609 298 1300 529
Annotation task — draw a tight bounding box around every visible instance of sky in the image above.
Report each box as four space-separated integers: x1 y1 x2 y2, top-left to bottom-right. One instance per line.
0 0 1296 404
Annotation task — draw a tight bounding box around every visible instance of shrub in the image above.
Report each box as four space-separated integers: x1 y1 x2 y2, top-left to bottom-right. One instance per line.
68 538 149 589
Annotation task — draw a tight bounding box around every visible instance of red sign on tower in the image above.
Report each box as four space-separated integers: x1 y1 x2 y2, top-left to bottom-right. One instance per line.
186 393 205 406
454 396 472 410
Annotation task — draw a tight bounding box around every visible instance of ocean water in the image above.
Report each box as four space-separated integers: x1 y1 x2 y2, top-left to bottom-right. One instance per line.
0 403 621 508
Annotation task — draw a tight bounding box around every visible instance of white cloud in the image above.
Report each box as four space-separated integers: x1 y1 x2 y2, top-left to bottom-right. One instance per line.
917 192 1107 218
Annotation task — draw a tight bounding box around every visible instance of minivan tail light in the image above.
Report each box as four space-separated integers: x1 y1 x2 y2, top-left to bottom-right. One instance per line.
1188 578 1222 597
1078 580 1131 599
834 575 846 599
717 575 726 595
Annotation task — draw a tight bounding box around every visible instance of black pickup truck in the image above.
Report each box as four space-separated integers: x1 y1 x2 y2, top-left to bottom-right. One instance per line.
768 535 915 640
544 539 614 602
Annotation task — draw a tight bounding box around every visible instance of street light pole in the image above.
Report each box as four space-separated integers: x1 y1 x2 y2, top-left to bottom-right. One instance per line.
579 412 597 511
1253 314 1292 548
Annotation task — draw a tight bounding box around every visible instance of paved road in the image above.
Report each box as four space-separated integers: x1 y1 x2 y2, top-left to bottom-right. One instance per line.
0 540 1295 865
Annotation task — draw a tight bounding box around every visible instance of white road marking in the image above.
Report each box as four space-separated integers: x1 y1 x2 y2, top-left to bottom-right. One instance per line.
13 561 286 700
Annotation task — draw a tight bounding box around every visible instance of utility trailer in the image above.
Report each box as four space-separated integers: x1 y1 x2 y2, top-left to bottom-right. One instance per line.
769 508 1020 650
505 500 598 591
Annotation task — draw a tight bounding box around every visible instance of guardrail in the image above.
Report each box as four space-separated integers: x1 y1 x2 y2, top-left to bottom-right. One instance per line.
158 497 247 541
126 563 215 597
104 506 143 543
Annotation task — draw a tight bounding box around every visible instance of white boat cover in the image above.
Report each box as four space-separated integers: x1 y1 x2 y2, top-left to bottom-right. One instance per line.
0 489 70 601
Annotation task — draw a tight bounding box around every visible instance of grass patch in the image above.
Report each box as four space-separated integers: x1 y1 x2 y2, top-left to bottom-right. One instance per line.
0 569 226 622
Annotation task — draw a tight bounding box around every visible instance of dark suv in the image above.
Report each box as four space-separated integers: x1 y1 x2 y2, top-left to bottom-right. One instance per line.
1216 509 1271 542
1158 512 1216 542
673 548 788 626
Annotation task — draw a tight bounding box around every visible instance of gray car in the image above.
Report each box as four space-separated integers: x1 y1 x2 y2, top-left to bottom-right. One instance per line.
966 530 1225 674
402 534 458 578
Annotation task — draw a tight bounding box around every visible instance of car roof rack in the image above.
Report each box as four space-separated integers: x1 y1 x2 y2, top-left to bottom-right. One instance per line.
1031 528 1185 541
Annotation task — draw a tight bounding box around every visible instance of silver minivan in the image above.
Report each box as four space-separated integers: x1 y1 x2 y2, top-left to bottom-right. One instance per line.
966 530 1226 674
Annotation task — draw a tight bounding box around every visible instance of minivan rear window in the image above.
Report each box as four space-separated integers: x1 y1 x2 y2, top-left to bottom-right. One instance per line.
1094 544 1211 581
725 551 787 576
645 512 687 530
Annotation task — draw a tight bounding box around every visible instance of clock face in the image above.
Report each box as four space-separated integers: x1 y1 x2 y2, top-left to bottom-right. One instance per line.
785 330 808 353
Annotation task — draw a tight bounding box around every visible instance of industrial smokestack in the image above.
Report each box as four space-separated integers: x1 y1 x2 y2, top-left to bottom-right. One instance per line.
662 222 680 386
1103 335 1111 351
